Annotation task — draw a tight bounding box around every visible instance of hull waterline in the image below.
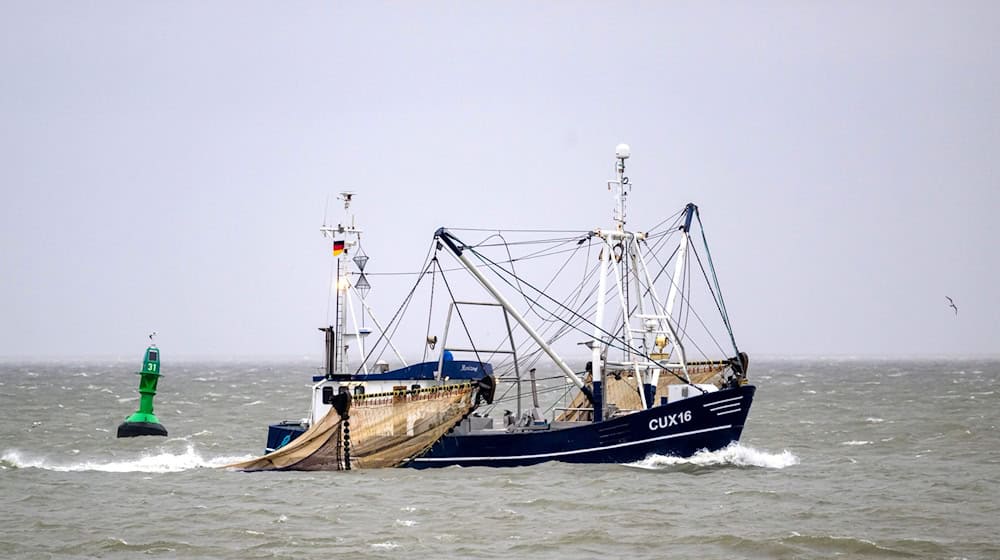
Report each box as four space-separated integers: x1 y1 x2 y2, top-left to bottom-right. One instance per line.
407 385 755 468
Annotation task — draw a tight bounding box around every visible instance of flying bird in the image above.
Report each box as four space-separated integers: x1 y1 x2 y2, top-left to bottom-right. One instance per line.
945 297 958 315
149 331 158 341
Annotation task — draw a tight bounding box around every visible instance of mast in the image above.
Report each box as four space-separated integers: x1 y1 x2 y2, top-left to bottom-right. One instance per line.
610 143 630 230
320 192 363 376
590 241 609 422
335 257 343 373
597 144 690 409
590 144 637 416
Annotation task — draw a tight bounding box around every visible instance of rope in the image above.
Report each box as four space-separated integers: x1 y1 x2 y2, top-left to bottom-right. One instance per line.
352 239 437 375
687 243 734 359
459 241 692 386
694 208 740 358
455 226 703 387
421 259 437 364
436 259 487 369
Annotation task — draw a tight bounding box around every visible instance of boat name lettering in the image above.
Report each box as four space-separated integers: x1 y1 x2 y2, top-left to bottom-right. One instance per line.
648 410 692 431
460 365 478 372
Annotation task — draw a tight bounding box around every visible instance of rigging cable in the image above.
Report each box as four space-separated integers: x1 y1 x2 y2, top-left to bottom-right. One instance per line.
435 258 487 370
421 257 438 364
481 234 598 375
503 232 590 324
363 235 596 277
459 242 692 385
687 225 739 358
694 208 740 358
352 238 437 375
681 244 730 359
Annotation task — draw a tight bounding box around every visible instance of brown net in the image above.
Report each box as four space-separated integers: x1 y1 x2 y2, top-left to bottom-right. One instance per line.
556 361 732 422
223 396 349 471
346 383 475 468
225 382 477 472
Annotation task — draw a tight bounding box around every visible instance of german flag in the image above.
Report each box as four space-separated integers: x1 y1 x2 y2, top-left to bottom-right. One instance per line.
332 240 345 256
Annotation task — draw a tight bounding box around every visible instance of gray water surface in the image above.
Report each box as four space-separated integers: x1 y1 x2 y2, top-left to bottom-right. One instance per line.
1 359 997 559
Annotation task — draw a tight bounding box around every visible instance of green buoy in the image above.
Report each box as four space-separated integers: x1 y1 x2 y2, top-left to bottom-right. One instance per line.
117 340 168 438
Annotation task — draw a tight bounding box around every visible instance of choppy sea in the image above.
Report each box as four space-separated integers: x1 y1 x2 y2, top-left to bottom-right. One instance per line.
1 358 998 559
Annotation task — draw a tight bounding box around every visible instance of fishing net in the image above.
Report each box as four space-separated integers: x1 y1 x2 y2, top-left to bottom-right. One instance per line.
347 383 476 469
556 361 733 422
226 383 477 471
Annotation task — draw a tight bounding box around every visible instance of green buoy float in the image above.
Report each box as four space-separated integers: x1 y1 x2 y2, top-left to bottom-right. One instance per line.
117 334 168 437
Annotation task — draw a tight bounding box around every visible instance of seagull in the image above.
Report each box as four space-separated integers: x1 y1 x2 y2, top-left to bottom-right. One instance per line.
945 297 958 315
149 331 158 341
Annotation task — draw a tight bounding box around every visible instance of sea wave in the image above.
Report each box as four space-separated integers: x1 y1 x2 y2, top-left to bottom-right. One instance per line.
626 443 799 470
0 445 251 473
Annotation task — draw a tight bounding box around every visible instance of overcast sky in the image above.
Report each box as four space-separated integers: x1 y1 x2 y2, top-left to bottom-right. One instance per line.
1 1 997 360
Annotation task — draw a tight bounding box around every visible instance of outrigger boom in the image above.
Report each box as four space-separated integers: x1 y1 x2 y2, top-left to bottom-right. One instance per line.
434 228 596 405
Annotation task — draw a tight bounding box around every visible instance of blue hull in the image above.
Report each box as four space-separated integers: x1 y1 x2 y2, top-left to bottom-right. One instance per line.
406 385 755 468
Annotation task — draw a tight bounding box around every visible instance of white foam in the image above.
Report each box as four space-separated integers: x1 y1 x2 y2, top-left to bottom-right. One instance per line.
1 445 252 473
628 443 799 470
841 440 872 446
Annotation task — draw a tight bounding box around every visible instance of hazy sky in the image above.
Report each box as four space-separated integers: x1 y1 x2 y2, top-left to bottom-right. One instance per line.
1 1 997 360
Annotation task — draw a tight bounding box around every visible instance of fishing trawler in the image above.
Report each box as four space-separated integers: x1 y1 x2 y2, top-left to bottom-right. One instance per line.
231 145 754 471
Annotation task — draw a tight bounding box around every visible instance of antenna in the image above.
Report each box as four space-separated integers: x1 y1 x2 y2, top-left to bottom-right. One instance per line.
322 193 331 227
615 143 631 160
339 191 355 211
610 143 631 229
